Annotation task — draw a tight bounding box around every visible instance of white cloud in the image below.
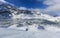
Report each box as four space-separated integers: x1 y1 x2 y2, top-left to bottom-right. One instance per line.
43 0 60 16
0 0 6 2
44 0 60 5
19 7 28 10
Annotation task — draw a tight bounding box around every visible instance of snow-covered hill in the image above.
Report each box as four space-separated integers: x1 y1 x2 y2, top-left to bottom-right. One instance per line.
0 1 60 32
11 8 60 32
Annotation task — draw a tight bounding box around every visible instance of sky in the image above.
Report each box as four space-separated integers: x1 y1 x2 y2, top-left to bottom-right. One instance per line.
0 0 60 16
43 0 60 16
5 0 48 9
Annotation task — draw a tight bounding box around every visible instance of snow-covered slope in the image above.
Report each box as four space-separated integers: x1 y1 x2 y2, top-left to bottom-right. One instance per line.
0 28 60 38
0 1 60 32
11 8 60 31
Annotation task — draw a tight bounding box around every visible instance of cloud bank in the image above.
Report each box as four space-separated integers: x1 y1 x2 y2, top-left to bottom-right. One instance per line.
43 0 60 16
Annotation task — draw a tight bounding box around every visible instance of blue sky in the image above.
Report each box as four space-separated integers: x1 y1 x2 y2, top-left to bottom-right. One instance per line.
5 0 48 9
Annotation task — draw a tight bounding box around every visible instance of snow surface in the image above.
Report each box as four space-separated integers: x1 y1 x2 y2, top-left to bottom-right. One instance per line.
0 28 60 38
